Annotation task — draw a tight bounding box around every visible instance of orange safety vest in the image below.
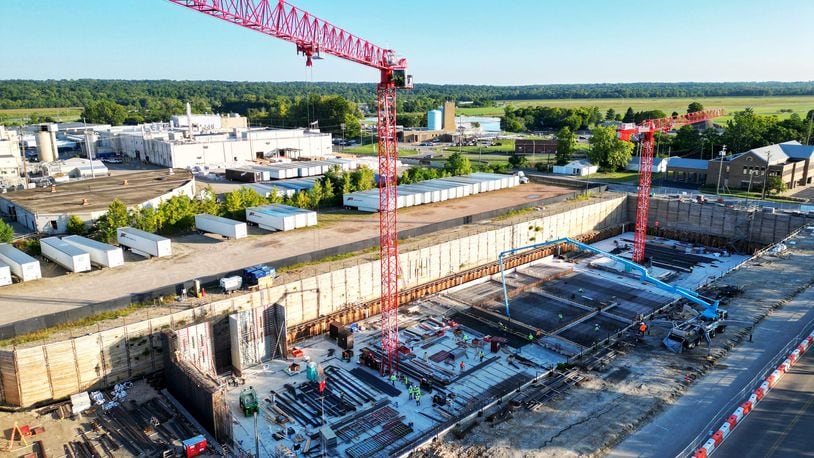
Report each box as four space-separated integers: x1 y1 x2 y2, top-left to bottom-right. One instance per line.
639 323 647 333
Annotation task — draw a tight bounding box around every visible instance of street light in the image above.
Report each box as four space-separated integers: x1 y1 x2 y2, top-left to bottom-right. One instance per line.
715 145 727 195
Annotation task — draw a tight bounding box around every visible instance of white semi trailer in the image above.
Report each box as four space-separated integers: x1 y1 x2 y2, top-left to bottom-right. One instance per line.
62 235 124 268
116 227 172 258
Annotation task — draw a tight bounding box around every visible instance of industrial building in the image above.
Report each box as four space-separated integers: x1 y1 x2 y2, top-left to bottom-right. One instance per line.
706 141 814 190
0 126 23 187
0 169 194 234
93 112 332 169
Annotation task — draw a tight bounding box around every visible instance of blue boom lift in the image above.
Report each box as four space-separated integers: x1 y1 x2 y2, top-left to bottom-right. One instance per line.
498 238 727 353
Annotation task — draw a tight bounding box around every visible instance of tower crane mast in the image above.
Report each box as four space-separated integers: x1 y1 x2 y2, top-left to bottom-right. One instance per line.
167 0 411 375
619 109 725 263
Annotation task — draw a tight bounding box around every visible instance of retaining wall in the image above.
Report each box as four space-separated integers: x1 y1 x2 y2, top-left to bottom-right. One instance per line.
640 197 814 245
0 196 628 407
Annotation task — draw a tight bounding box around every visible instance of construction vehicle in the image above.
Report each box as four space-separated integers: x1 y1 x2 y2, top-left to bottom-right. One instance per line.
239 387 259 417
498 237 727 354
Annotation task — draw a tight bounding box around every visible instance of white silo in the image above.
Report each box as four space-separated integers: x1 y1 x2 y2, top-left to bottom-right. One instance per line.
36 123 58 163
427 109 442 131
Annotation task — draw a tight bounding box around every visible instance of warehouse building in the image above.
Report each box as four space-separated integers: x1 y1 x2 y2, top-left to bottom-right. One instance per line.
0 126 23 186
98 123 332 169
0 169 195 234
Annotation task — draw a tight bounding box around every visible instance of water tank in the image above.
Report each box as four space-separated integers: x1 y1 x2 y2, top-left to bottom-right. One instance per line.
36 123 58 163
427 110 442 131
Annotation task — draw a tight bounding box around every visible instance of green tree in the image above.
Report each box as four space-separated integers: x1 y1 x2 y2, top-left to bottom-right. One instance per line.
443 152 472 176
223 190 244 219
767 176 787 195
307 180 324 209
82 100 128 126
131 206 163 233
672 125 701 153
555 126 576 166
158 195 196 233
688 101 704 113
622 107 635 123
605 108 616 121
508 154 529 169
195 186 221 216
0 220 13 243
66 215 87 235
588 125 634 171
350 166 376 192
267 188 284 204
97 199 130 243
292 190 310 208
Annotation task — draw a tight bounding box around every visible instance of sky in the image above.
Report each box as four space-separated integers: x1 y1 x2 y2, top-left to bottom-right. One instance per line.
1 0 813 85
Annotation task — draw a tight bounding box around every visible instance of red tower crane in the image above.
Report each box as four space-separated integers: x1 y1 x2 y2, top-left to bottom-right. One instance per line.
166 0 411 375
618 109 724 263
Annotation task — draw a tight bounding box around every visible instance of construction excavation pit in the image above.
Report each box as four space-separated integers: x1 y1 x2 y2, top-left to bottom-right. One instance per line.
160 232 750 457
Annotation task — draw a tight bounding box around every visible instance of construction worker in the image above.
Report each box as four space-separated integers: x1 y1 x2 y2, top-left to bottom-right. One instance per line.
460 361 465 372
408 385 414 400
403 375 409 386
415 392 421 406
578 288 584 294
479 350 485 362
638 322 647 336
389 373 397 386
558 312 564 323
528 333 534 343
594 323 600 333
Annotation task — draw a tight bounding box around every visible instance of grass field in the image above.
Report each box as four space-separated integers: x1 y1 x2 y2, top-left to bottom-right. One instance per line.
458 96 814 124
0 107 84 124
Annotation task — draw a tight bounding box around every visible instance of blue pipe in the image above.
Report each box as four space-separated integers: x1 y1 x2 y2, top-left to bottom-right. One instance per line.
498 237 719 320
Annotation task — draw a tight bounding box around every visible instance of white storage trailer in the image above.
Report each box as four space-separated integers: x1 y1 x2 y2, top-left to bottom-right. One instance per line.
41 237 92 273
62 235 124 268
0 262 12 287
0 243 41 281
117 227 172 258
195 214 248 240
246 204 318 231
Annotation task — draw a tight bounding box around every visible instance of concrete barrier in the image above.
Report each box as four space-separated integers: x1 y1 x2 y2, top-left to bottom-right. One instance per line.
693 328 811 457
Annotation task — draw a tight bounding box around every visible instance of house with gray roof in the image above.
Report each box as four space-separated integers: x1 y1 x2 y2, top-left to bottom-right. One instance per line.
705 141 814 191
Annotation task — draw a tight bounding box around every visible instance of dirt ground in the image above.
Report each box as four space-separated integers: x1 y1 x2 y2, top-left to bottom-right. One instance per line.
0 379 165 458
0 182 571 326
415 238 814 457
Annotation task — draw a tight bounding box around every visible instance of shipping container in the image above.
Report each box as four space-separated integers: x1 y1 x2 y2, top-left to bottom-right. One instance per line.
195 214 248 240
41 237 92 273
62 235 124 268
117 227 172 258
0 243 41 281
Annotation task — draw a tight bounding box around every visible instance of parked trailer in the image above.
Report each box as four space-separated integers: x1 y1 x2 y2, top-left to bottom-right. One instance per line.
62 235 124 268
41 237 92 273
0 243 41 281
117 227 172 258
0 262 12 287
246 204 317 231
195 214 248 240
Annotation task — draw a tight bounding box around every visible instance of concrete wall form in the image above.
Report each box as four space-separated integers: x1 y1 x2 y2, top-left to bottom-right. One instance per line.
0 196 628 407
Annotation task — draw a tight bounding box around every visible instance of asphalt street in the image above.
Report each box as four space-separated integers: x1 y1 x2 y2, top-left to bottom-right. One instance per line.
713 350 814 457
608 286 814 458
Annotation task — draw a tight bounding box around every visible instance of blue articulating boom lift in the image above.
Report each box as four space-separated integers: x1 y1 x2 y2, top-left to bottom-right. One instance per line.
498 238 727 353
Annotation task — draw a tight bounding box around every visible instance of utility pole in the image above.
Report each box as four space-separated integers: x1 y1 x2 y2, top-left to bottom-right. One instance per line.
715 145 727 195
761 151 772 200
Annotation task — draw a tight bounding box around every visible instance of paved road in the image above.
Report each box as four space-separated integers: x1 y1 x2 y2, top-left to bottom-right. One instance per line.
714 351 814 457
608 286 814 458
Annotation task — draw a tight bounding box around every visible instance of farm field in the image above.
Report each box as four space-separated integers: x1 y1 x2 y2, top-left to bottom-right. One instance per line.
0 106 83 124
458 96 814 124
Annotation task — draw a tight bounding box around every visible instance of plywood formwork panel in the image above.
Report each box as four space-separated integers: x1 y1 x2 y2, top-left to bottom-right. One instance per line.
300 276 319 322
316 272 333 315
344 266 361 304
73 334 104 392
358 262 374 300
429 244 441 280
44 340 79 399
0 350 14 405
15 347 50 406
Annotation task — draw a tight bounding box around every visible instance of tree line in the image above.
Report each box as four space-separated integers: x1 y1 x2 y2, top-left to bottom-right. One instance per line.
3 80 814 111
